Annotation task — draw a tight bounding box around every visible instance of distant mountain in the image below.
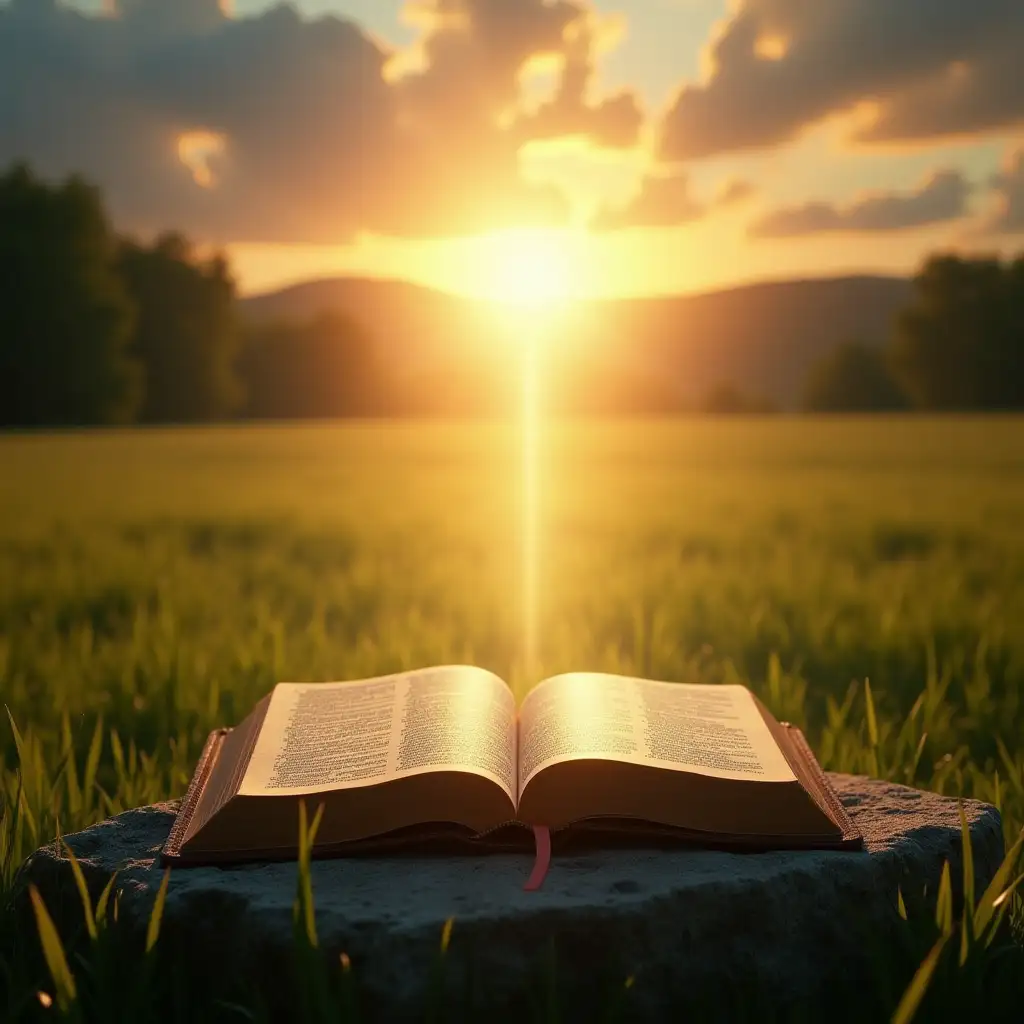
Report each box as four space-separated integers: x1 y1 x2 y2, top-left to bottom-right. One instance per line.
240 274 913 411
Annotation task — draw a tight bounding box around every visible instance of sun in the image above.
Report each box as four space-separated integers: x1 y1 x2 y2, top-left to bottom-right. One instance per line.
478 227 576 309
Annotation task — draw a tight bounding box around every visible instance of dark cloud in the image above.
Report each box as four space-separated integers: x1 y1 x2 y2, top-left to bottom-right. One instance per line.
400 0 582 134
513 17 642 149
590 171 753 231
989 148 1024 234
0 0 640 243
749 170 972 238
659 0 1024 161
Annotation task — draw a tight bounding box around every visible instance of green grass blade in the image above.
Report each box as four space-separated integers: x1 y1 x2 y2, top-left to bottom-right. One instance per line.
293 801 324 949
891 933 949 1024
864 679 879 777
95 871 119 928
425 918 456 1024
83 715 104 798
973 829 1022 938
297 874 316 950
29 884 78 1011
4 704 28 767
935 861 953 937
110 730 125 780
62 838 97 941
865 679 878 747
146 867 171 954
957 801 974 964
0 803 11 884
60 714 81 817
907 732 927 784
308 802 324 847
4 707 38 842
984 872 1024 949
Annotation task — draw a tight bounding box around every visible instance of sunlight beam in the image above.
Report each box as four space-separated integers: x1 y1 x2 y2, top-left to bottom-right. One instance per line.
522 328 541 678
479 229 581 678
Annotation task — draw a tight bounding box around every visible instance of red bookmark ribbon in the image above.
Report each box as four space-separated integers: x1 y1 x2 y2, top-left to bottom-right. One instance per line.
523 825 551 891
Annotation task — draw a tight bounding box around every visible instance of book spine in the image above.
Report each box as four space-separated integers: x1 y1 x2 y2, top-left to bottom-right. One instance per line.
785 725 862 846
160 729 227 863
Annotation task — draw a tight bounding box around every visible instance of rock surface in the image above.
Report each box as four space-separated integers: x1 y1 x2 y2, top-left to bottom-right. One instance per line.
18 774 1004 1022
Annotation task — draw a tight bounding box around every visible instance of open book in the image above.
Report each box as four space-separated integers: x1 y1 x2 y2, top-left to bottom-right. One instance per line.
162 666 861 865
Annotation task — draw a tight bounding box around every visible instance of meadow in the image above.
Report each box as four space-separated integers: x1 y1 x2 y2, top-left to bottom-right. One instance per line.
2 416 1023 1021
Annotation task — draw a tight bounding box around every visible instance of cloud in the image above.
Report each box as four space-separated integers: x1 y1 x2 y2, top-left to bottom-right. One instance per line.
512 15 643 149
399 0 583 130
659 0 1024 161
749 170 972 238
591 171 703 231
989 147 1024 234
590 171 754 231
715 178 756 207
0 0 641 243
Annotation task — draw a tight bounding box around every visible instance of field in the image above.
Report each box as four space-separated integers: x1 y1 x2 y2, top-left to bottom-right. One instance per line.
2 417 1024 1020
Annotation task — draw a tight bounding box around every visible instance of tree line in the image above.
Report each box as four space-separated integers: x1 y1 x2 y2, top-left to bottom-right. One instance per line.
2 162 1022 426
803 255 1024 412
0 164 384 427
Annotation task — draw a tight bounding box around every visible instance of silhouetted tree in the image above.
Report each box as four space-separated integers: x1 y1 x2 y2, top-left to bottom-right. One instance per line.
803 342 908 412
118 233 242 422
891 253 1024 409
240 312 383 419
0 163 140 426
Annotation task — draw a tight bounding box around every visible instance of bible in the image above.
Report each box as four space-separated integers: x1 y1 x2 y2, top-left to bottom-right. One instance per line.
162 665 862 865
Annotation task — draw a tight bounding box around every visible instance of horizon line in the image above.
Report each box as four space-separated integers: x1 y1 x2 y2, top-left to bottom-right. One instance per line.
239 266 913 303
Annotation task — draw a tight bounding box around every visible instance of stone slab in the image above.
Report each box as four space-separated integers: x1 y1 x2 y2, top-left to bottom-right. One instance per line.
17 774 1004 1022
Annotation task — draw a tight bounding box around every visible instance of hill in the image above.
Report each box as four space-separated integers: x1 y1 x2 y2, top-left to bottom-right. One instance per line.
240 275 913 411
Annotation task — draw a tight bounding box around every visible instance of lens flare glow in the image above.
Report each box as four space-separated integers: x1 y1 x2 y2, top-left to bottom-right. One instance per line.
479 228 575 309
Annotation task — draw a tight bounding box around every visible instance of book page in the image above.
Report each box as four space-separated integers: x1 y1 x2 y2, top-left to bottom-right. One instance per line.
239 665 517 802
518 673 795 792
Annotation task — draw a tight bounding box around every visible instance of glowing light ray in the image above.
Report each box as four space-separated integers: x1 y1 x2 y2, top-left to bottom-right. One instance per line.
522 328 540 678
484 229 578 678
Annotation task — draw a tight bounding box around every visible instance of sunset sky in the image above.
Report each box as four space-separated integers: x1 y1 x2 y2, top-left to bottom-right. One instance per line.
3 0 1023 298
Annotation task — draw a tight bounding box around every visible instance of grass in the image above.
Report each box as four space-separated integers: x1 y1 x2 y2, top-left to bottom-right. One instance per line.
1 416 1024 1020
